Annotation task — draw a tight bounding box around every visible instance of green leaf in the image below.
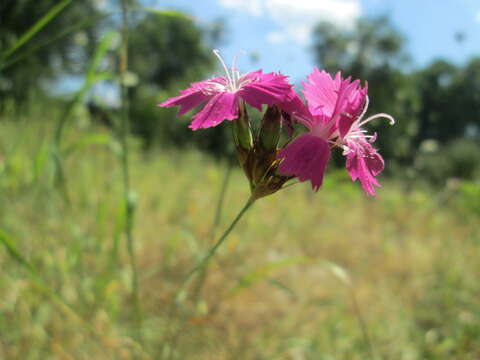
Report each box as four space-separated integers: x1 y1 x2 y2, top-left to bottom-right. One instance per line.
322 261 351 286
85 32 117 83
133 7 193 20
0 0 73 61
228 258 352 297
0 229 35 274
229 257 310 296
0 13 108 71
63 134 115 156
54 31 117 146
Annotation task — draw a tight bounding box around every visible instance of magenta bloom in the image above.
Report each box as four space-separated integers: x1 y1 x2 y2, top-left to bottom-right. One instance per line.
337 96 394 195
158 50 292 130
277 68 394 195
276 87 332 191
277 132 331 191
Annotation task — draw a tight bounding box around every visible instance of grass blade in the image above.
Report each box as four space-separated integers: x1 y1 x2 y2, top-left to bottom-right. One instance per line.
0 13 107 71
54 30 116 146
1 0 72 61
132 7 194 20
228 257 309 296
0 229 35 273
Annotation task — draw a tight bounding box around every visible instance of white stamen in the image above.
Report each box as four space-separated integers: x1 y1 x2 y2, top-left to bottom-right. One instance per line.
332 93 394 154
232 50 246 84
357 96 370 123
357 112 395 127
212 49 247 93
348 130 368 135
212 49 233 88
342 144 352 155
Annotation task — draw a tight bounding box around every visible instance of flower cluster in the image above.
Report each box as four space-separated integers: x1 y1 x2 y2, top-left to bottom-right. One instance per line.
159 50 394 199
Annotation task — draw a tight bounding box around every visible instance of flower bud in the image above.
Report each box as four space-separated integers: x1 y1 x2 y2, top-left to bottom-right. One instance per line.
232 102 253 151
258 105 282 152
231 102 254 187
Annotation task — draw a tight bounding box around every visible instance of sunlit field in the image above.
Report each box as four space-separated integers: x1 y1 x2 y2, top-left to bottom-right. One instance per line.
1 114 479 360
2 0 480 359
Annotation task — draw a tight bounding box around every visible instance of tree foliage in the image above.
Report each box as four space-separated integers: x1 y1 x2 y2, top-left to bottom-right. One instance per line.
125 12 230 152
0 0 105 105
312 16 480 182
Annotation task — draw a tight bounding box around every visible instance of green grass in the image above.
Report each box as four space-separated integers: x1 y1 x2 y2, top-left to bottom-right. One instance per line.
0 116 479 359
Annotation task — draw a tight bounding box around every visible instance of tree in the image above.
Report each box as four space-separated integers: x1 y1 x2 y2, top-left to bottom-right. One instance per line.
0 0 105 107
414 60 459 146
125 12 229 152
312 16 418 165
312 16 408 78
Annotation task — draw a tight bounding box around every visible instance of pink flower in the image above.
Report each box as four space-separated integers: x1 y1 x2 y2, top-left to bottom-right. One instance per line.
158 50 292 130
276 86 332 191
277 68 394 195
344 139 385 196
277 133 331 191
335 96 394 196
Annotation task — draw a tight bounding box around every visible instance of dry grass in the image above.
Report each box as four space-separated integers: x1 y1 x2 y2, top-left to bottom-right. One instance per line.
0 119 479 359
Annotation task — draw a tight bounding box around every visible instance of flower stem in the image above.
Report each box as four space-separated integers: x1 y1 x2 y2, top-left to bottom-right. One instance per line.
349 286 379 360
183 195 255 288
191 161 234 302
119 0 142 344
211 161 234 237
161 195 255 358
170 195 254 305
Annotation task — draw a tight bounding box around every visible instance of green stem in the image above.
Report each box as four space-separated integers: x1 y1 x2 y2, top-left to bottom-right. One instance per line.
0 231 148 356
349 286 379 360
162 196 255 359
212 161 233 237
191 161 234 303
183 196 255 288
119 0 142 343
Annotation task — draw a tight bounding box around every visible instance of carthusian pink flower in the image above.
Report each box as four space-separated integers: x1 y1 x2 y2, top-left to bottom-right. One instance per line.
335 96 394 196
158 50 292 130
277 68 394 195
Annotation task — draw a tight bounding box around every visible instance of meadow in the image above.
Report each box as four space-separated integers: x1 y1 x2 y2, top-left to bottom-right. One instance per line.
0 108 479 360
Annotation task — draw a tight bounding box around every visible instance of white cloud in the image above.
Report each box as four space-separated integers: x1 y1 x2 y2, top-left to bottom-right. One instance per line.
218 0 264 16
266 31 285 44
218 0 361 44
475 10 480 23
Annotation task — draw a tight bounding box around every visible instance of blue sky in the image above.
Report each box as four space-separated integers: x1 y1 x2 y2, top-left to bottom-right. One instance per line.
145 0 480 82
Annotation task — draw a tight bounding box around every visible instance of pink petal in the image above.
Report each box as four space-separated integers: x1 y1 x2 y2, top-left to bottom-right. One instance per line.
189 92 238 130
158 91 211 116
302 68 341 118
302 68 368 137
345 140 384 196
157 77 225 115
279 89 310 117
337 81 368 138
238 71 292 111
277 133 331 191
277 88 317 130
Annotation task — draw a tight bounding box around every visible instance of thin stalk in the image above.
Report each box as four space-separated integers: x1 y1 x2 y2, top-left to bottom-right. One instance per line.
51 31 114 198
162 196 255 359
191 161 234 303
0 0 72 61
0 14 107 71
348 286 379 360
119 0 142 343
182 195 255 288
0 231 149 358
51 90 81 200
211 161 234 237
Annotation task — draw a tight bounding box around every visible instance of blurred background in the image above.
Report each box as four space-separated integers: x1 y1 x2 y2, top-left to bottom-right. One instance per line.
0 0 479 359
